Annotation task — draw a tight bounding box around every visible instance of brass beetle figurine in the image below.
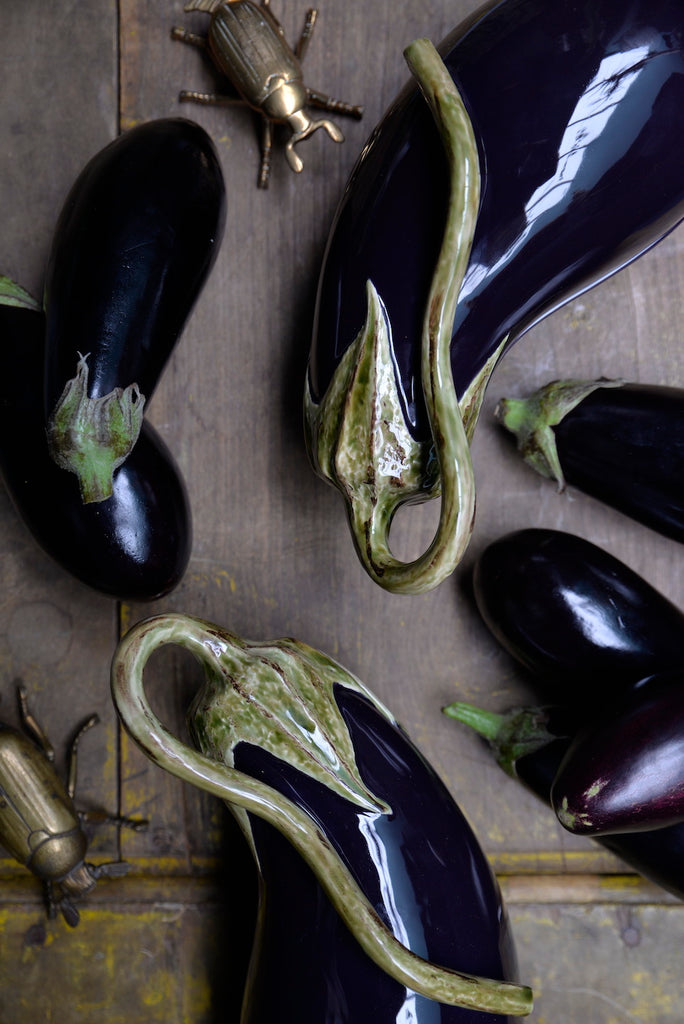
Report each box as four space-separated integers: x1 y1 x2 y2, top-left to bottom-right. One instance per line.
172 0 363 187
0 684 145 926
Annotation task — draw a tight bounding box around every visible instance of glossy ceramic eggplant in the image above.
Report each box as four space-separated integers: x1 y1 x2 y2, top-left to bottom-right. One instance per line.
497 379 684 542
473 529 684 702
44 117 225 506
305 0 684 593
444 700 684 901
551 672 684 836
111 613 533 1021
0 297 191 600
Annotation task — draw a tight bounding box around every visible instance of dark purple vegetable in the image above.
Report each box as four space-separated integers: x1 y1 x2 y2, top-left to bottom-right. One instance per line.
551 672 684 836
0 301 190 600
44 117 225 506
112 614 532 1020
0 118 225 599
497 379 684 543
305 0 684 593
444 700 684 901
473 529 684 702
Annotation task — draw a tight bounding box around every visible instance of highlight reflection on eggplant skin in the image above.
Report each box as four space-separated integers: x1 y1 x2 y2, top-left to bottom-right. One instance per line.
237 687 519 1023
310 0 684 437
551 673 684 836
0 304 191 600
473 529 684 702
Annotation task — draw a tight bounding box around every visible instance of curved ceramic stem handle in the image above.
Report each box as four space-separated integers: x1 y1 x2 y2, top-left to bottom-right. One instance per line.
305 39 483 594
111 613 533 1016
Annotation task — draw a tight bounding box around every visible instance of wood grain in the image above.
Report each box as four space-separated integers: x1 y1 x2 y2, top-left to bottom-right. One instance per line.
0 0 682 1020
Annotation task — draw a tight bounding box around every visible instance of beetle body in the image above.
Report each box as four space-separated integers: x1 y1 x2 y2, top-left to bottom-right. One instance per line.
0 726 86 881
174 1 363 186
0 687 145 925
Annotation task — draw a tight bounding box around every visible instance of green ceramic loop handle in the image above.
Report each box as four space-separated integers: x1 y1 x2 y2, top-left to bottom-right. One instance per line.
111 613 533 1016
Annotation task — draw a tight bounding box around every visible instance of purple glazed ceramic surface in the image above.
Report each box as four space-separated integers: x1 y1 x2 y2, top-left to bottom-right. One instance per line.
310 0 684 434
237 685 518 1023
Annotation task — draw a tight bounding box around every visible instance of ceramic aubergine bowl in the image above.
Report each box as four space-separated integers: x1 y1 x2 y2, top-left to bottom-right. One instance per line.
111 613 532 1021
305 0 684 594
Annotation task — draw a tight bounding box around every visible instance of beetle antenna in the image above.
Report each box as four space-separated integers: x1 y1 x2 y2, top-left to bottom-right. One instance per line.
66 713 100 800
16 682 55 762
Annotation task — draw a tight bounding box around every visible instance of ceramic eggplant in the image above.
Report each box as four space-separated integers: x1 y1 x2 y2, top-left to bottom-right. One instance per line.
0 296 190 599
0 118 225 599
472 529 684 702
496 379 684 542
111 613 533 1021
305 0 684 593
443 700 684 901
551 672 684 836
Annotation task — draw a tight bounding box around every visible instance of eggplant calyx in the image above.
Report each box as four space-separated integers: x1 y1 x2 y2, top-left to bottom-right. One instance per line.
496 377 625 488
46 352 146 504
443 700 560 778
306 39 481 594
0 274 40 312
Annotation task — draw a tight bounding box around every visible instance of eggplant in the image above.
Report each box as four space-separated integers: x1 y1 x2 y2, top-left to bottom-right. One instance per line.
0 298 190 599
496 379 684 542
0 119 225 600
111 613 533 1021
443 700 684 902
472 529 684 702
43 117 225 505
304 0 684 593
551 672 684 836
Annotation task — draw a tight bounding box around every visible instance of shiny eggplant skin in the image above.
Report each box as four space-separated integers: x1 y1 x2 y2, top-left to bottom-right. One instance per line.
551 673 684 836
473 529 684 701
112 615 530 1020
309 0 684 436
0 303 191 600
44 117 225 413
446 701 684 900
498 380 684 542
238 686 519 1023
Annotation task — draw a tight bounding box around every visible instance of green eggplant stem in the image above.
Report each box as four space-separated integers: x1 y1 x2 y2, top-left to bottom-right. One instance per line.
46 352 146 503
305 38 487 595
496 377 625 488
444 700 560 778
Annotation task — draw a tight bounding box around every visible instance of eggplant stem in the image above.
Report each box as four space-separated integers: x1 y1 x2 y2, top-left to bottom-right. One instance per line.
112 614 533 1016
306 39 483 594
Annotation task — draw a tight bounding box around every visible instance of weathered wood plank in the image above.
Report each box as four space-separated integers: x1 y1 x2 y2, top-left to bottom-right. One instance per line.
1 0 683 1020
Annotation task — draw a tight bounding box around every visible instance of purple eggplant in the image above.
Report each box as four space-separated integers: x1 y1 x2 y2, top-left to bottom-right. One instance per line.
497 379 684 543
551 672 684 836
43 117 225 506
0 299 190 600
305 0 684 593
0 119 225 599
472 529 684 702
444 700 684 901
111 613 533 1021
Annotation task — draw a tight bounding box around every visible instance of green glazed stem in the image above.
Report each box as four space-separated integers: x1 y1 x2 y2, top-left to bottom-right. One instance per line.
111 613 533 1016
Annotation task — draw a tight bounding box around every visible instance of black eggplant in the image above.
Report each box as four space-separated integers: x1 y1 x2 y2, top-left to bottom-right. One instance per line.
305 0 684 593
0 299 190 600
0 118 225 600
111 613 533 1021
472 529 684 702
496 379 684 542
551 672 684 836
44 117 225 505
444 700 684 901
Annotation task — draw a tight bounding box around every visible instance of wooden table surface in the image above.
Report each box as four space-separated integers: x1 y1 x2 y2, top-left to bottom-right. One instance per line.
1 1 682 1021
